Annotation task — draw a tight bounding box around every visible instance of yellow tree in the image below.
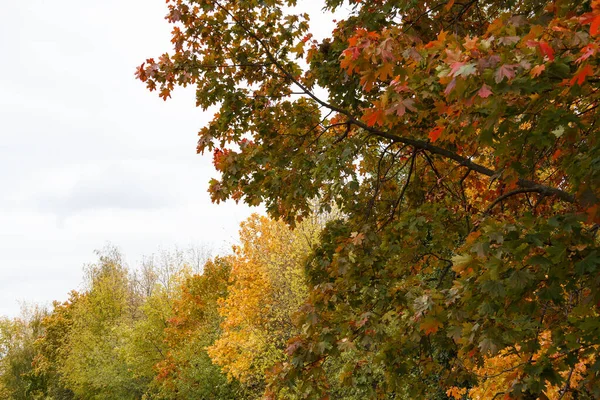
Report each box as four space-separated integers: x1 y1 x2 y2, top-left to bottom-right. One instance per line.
208 214 320 392
447 330 597 400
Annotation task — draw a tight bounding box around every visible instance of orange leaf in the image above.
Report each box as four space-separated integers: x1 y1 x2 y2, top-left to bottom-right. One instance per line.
569 64 594 86
552 149 562 161
530 64 546 77
465 231 482 244
428 126 444 142
377 62 395 80
420 317 442 335
591 14 600 36
576 44 597 64
425 30 448 48
367 31 380 40
159 88 171 101
363 108 384 127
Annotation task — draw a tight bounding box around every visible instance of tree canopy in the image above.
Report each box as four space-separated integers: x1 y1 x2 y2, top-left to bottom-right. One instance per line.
136 0 600 398
2 1 599 399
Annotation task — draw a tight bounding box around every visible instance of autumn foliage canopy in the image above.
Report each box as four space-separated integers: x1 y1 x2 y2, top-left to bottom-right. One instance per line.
131 0 598 398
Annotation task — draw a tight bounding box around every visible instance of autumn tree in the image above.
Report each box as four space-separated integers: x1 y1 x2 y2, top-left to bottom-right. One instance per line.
31 293 80 400
139 0 600 398
0 305 47 400
208 215 318 394
152 257 244 399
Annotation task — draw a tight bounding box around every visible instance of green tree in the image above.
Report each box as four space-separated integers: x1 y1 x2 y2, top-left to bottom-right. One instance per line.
140 0 600 398
0 305 47 400
58 248 144 399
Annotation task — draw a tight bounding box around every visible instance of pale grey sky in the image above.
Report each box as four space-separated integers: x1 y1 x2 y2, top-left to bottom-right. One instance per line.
0 0 246 316
0 0 341 317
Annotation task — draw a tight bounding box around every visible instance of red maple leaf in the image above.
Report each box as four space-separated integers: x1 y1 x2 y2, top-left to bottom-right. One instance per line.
428 126 444 142
569 64 594 86
591 14 600 36
538 41 555 61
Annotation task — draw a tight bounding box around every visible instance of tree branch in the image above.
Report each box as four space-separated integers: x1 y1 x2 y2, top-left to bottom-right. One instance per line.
558 364 576 399
212 0 576 205
482 188 555 216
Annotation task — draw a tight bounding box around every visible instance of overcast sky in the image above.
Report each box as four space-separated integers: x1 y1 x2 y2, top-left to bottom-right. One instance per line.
0 1 340 317
0 2 270 317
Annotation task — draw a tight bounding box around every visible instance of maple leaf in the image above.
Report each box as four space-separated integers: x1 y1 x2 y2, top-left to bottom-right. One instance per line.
444 78 457 95
447 387 467 399
538 41 555 61
350 231 365 245
391 77 411 93
363 108 385 127
530 64 546 77
464 35 478 51
451 254 473 274
445 48 462 64
569 64 594 86
159 88 171 101
378 38 394 62
377 62 395 80
494 64 516 83
497 36 520 46
552 149 562 161
428 126 444 142
477 84 493 98
478 337 499 355
337 338 356 352
339 53 354 72
286 340 303 356
386 98 416 117
366 31 380 40
420 317 442 335
425 30 448 48
577 44 597 64
360 70 377 92
455 63 477 78
449 61 465 76
591 14 600 36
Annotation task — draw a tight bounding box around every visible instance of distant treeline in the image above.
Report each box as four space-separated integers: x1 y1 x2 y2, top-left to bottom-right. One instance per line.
0 214 350 400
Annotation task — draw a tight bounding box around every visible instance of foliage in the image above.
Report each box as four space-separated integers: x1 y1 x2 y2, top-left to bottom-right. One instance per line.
139 0 600 398
446 331 597 400
152 257 244 399
32 292 79 400
116 285 171 396
208 215 317 394
0 305 47 400
56 248 145 400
